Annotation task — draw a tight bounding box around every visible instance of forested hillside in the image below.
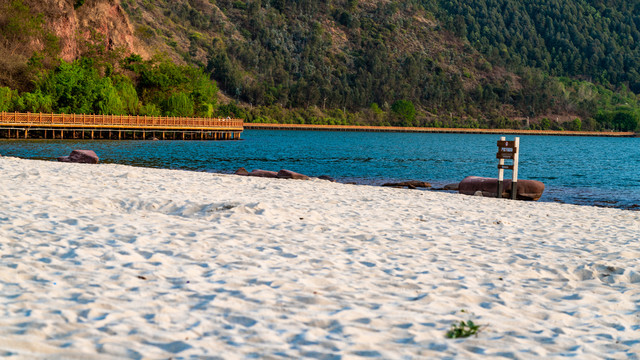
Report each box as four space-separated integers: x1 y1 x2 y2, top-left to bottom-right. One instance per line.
438 0 640 91
1 0 639 131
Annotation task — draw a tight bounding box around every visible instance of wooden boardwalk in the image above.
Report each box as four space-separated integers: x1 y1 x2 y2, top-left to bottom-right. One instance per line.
0 112 244 140
244 123 637 137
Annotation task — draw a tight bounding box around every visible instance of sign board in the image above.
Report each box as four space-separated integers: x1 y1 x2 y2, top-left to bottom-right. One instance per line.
496 141 518 159
496 151 515 160
497 137 520 199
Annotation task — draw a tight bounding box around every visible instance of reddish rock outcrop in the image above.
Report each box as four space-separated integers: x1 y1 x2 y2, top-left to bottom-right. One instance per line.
458 176 544 201
277 169 310 180
247 169 278 178
57 150 99 164
234 167 249 176
22 0 147 62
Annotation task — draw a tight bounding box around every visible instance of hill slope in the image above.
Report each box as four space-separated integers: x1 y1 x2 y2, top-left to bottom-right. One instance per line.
1 0 639 131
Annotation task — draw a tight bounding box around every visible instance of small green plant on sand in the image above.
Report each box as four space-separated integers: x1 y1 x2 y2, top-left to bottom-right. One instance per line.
446 320 481 339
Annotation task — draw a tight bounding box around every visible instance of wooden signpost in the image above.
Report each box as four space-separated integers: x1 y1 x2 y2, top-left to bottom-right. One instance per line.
496 136 520 199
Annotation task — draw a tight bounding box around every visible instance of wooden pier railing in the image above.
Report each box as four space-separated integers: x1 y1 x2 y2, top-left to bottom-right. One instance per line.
0 112 243 140
0 112 243 130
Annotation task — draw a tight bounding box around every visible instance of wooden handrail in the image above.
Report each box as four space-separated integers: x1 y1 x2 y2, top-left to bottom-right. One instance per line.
0 111 243 129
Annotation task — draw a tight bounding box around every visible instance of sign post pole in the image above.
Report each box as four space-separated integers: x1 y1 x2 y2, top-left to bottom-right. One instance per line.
511 137 520 199
496 136 520 199
497 136 505 198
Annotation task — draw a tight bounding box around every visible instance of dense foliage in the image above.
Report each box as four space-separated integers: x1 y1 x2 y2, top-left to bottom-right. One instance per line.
1 0 639 131
437 0 640 92
0 55 218 117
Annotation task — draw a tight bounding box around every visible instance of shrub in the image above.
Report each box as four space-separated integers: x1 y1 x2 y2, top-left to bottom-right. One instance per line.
446 320 481 339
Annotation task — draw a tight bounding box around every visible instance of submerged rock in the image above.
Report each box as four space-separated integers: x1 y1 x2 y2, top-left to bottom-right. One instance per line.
318 175 336 182
382 181 431 189
444 183 460 191
57 150 99 164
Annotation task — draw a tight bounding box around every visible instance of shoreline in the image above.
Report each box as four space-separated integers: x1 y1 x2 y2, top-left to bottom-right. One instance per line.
244 123 639 137
2 154 638 211
1 156 639 358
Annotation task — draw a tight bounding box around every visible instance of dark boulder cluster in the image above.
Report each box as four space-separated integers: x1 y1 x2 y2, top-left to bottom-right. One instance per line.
382 180 431 189
235 167 315 180
235 168 338 182
57 150 99 164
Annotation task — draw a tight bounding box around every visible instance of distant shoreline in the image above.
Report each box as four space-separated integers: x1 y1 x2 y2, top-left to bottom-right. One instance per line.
244 123 638 137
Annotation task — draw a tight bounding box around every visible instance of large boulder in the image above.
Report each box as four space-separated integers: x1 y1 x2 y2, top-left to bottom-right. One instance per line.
247 169 278 178
277 169 310 180
234 167 249 176
57 150 99 164
458 176 544 201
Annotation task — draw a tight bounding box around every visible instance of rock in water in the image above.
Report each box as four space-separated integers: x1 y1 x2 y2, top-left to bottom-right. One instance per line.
248 169 278 178
382 181 431 189
57 150 99 164
318 175 336 182
458 176 544 201
444 183 459 191
277 169 310 180
235 167 249 176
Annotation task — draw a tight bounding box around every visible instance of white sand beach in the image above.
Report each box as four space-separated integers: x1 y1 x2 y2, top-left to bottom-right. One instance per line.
0 156 639 359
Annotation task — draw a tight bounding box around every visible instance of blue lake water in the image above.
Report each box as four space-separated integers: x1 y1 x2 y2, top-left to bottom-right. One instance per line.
1 130 638 210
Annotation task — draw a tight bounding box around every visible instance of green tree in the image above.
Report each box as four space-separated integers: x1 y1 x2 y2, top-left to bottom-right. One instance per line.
0 87 18 112
391 100 416 126
16 91 54 113
540 118 551 130
571 118 582 131
164 92 194 117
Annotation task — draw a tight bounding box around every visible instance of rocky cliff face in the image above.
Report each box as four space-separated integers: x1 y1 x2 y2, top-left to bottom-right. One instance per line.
74 0 148 59
30 0 147 61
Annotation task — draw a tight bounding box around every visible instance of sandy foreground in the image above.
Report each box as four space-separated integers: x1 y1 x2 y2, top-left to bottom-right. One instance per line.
0 157 639 360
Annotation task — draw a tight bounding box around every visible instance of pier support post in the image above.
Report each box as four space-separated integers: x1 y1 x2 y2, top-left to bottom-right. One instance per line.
91 130 94 139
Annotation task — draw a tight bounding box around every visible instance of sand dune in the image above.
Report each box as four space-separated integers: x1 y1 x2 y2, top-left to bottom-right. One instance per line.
0 157 639 359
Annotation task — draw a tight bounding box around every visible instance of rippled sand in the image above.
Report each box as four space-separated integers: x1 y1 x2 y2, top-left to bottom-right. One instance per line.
0 157 639 359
